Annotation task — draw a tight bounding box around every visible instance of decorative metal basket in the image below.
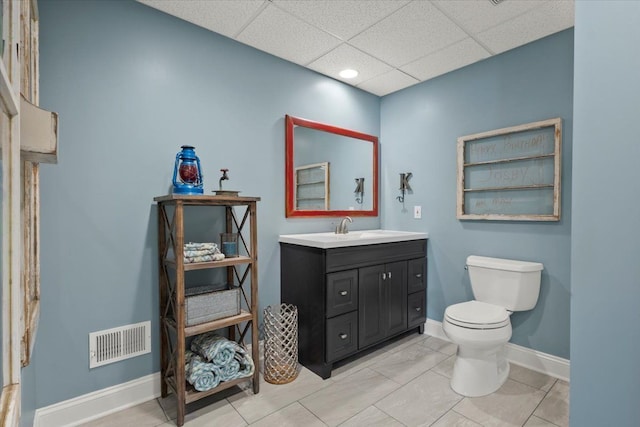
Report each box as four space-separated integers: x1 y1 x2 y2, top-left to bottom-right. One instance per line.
263 304 299 384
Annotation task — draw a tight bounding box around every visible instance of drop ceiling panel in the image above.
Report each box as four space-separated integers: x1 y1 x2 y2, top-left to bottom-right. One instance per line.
308 44 394 85
136 0 575 96
401 38 491 82
357 69 420 97
237 3 342 65
139 0 267 39
476 0 575 54
349 1 469 68
273 0 410 41
432 0 547 36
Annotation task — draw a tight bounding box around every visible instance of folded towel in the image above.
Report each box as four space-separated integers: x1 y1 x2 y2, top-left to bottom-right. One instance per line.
184 242 218 251
184 253 225 263
235 346 255 378
184 350 221 392
191 333 236 367
184 248 219 257
218 358 240 381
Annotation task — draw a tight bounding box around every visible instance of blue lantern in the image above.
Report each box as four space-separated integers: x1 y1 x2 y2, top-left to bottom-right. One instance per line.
172 145 204 194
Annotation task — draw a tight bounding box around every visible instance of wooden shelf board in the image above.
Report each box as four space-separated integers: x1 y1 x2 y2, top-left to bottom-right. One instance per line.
166 376 253 405
164 256 252 271
163 311 253 337
154 194 261 205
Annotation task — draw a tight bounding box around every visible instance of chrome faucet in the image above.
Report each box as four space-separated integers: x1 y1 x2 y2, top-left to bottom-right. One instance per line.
335 216 353 234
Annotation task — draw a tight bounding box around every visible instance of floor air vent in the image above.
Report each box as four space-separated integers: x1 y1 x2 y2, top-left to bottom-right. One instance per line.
89 321 151 368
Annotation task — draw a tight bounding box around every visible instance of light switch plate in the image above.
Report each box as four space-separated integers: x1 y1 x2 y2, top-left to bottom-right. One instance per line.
414 205 422 219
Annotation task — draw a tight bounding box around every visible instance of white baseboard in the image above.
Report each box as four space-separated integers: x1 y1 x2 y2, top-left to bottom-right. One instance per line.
32 326 569 427
33 373 161 427
425 318 570 382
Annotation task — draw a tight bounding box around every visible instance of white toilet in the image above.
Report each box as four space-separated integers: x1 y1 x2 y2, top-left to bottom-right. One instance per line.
443 255 543 397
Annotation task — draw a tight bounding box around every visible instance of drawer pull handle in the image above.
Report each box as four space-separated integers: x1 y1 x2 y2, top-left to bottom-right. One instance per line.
415 273 422 278
382 272 387 280
388 271 392 279
339 333 348 340
340 290 348 296
415 307 422 312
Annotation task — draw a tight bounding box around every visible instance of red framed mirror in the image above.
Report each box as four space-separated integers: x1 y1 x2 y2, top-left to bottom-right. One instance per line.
285 115 379 218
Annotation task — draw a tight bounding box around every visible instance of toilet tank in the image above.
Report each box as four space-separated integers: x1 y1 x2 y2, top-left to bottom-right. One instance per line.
467 255 544 311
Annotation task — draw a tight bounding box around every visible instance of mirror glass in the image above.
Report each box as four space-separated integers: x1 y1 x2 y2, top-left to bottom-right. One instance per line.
285 115 378 217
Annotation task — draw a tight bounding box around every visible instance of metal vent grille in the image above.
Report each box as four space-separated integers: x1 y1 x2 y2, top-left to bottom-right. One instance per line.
489 0 505 5
89 321 151 368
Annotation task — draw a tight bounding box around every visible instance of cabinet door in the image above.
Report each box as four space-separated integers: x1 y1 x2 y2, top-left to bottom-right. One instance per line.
385 261 408 336
358 265 385 348
408 258 426 294
326 270 358 318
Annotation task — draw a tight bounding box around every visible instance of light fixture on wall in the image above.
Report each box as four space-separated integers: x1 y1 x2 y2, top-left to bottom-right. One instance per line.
354 177 365 204
397 172 412 203
339 69 359 79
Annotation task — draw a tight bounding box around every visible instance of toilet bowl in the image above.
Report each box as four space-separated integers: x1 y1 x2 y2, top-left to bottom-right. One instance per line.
443 256 543 397
443 301 512 396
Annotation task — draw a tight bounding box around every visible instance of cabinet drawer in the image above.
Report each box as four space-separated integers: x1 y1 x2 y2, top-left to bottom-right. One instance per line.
407 290 426 328
408 258 426 294
326 311 358 362
326 270 358 318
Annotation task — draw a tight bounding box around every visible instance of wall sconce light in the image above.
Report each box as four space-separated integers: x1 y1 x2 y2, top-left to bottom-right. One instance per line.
397 172 412 203
354 177 365 204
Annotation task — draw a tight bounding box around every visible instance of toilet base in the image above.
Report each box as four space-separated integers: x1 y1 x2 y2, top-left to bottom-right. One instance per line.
450 344 509 397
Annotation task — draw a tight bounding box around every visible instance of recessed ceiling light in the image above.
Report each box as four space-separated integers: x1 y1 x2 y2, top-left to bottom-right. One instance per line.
339 69 359 79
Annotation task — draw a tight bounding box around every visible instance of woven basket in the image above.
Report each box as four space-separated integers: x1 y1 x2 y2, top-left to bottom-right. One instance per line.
263 304 299 384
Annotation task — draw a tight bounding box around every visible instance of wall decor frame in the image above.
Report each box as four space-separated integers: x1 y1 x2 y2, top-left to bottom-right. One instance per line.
295 162 330 211
457 118 562 221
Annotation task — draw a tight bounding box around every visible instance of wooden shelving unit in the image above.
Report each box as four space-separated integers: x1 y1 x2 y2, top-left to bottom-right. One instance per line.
154 194 260 426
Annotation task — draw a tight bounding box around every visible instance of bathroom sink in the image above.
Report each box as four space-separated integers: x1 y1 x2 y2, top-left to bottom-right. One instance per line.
278 229 428 249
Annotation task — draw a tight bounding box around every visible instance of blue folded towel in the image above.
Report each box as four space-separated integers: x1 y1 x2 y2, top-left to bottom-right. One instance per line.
191 333 236 367
184 242 218 251
235 347 255 378
190 334 255 383
184 351 221 392
219 358 240 381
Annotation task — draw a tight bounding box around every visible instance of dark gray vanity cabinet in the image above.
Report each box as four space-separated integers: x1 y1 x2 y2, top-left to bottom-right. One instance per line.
280 239 427 379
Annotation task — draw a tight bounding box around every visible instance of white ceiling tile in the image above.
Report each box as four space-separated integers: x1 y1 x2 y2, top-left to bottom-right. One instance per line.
137 0 575 96
432 0 547 35
236 4 342 65
401 38 491 82
308 44 394 85
357 69 420 97
138 0 267 38
272 0 410 40
476 0 575 54
349 1 468 67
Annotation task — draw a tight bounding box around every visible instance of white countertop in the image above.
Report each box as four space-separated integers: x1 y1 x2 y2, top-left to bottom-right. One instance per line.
278 229 428 249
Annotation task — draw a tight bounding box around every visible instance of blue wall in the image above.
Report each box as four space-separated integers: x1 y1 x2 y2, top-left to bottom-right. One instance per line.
27 0 579 422
571 1 640 425
29 0 380 419
380 29 574 359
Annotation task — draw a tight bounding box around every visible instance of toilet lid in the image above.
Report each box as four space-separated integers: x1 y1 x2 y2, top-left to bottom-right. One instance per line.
445 301 509 329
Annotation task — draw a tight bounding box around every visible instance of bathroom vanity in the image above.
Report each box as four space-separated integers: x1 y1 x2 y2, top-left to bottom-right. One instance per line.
279 230 428 379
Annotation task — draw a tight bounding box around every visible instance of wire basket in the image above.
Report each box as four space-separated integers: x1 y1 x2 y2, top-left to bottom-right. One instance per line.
263 304 299 384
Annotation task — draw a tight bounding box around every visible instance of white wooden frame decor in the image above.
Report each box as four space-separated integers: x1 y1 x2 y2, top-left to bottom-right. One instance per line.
295 162 330 210
457 118 562 221
1 0 57 424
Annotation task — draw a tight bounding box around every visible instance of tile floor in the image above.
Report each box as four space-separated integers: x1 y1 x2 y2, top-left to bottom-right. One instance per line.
82 333 569 427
